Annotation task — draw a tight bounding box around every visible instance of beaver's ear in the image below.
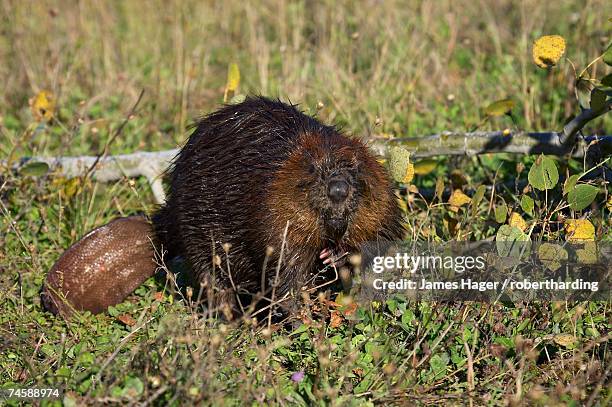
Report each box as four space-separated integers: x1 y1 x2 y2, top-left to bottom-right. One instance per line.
300 150 317 175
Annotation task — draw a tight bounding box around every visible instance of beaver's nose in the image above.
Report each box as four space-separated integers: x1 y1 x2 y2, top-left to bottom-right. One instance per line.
328 179 349 203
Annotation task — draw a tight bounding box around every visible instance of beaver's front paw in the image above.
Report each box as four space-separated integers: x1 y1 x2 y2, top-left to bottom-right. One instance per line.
319 248 348 268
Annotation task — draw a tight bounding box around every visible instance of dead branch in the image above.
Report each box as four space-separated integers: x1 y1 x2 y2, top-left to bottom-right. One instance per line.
8 149 178 204
4 131 610 204
559 99 612 145
369 132 611 159
84 89 145 179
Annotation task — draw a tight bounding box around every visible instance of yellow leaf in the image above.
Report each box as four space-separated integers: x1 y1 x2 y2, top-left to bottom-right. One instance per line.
565 219 595 242
435 176 445 201
223 63 240 102
226 63 240 92
538 243 567 272
51 177 82 198
63 178 80 198
508 212 527 231
29 90 55 122
448 190 471 211
403 161 415 183
413 159 437 175
532 35 566 69
484 99 515 117
553 333 575 348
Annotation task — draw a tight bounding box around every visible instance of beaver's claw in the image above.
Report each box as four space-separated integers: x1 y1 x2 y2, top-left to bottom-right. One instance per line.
319 248 348 268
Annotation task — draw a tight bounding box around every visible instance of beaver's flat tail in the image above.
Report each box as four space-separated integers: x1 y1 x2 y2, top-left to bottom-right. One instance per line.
42 216 158 317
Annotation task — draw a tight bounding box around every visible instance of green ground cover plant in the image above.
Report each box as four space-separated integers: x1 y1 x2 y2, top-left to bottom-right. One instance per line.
1 1 610 405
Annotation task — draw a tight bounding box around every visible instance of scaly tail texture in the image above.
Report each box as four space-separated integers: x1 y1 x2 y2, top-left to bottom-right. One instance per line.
41 216 158 317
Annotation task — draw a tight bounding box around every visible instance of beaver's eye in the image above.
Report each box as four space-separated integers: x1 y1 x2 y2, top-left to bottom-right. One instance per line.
308 163 316 174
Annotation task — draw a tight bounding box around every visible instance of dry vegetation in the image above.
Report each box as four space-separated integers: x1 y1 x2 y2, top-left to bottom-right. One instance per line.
0 0 610 405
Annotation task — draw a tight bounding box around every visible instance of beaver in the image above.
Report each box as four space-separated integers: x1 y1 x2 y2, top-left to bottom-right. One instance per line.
42 97 404 317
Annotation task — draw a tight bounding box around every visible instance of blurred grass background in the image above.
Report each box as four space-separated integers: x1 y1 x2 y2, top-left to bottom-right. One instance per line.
1 0 610 158
0 1 610 405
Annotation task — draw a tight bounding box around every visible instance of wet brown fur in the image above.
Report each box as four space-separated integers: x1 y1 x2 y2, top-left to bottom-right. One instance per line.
43 97 404 317
153 97 404 313
263 131 403 296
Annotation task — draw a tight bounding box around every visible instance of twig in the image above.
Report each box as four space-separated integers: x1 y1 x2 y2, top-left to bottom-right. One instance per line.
559 100 612 146
84 89 145 179
268 221 290 330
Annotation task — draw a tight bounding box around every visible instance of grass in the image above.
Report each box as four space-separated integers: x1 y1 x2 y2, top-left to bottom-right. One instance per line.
1 0 611 405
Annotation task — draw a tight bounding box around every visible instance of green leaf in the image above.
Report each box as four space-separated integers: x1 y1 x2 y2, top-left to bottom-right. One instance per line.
484 99 515 117
77 352 95 366
575 79 594 110
601 73 612 88
496 225 528 242
528 156 559 191
494 336 513 348
520 195 534 216
563 174 580 195
124 376 144 396
20 161 49 176
386 298 398 313
3 114 20 130
590 88 607 112
471 185 486 214
56 366 72 377
429 352 449 380
388 146 412 183
567 184 599 211
517 318 530 332
107 305 119 317
496 225 529 257
229 94 246 104
401 309 415 326
110 386 124 398
494 203 507 223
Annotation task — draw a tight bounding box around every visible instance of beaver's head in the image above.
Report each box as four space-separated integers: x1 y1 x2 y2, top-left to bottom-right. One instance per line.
267 130 403 251
297 145 361 243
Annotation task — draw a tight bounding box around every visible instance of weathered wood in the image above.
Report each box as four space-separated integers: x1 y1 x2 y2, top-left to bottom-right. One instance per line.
5 131 610 204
